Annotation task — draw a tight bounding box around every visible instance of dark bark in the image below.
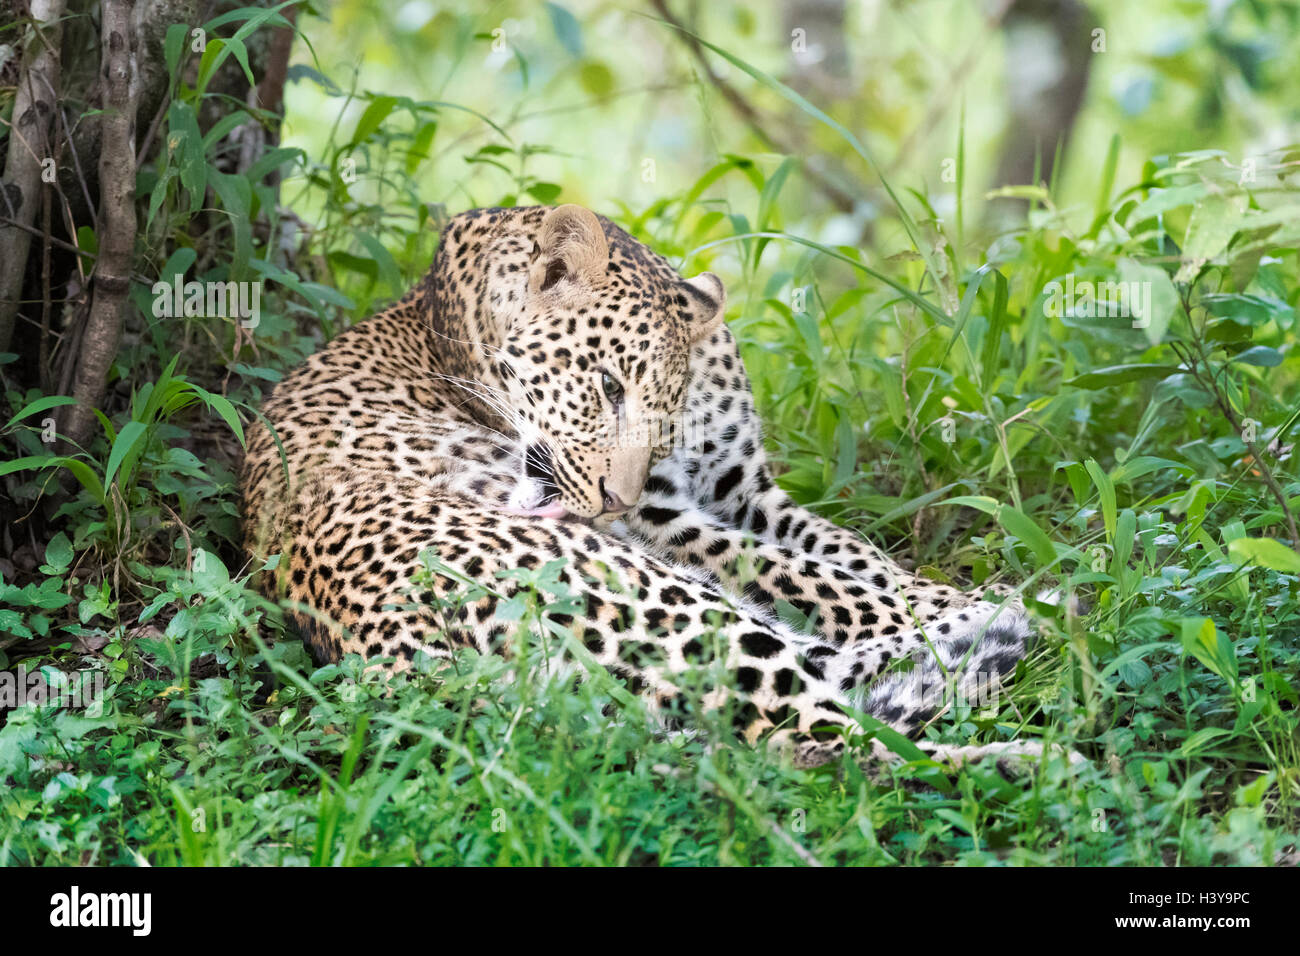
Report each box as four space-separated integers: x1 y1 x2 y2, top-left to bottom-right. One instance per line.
0 0 69 354
986 0 1096 227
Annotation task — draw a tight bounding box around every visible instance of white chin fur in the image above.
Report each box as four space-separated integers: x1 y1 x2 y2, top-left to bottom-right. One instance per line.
507 475 549 512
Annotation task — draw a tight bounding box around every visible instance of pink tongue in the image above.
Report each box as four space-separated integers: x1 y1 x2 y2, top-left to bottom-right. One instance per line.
504 502 568 519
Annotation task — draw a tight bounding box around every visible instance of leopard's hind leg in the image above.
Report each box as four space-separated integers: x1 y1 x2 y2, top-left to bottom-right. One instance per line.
820 600 1082 773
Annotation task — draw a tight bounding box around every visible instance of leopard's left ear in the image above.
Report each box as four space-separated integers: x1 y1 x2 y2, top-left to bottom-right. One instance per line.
529 205 609 294
680 272 726 343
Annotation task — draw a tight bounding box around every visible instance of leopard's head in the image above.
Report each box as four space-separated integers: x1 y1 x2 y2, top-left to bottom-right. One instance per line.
490 205 725 522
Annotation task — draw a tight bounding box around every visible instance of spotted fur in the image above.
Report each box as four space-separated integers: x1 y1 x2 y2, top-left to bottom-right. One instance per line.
241 205 1063 772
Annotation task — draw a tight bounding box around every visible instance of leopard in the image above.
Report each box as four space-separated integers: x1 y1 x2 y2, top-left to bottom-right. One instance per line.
240 203 1067 772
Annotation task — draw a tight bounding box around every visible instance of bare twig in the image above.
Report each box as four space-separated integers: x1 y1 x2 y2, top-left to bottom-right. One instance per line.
40 168 53 391
56 105 97 228
0 214 91 258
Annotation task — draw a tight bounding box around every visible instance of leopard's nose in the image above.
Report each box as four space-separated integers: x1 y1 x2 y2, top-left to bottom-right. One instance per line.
599 478 629 515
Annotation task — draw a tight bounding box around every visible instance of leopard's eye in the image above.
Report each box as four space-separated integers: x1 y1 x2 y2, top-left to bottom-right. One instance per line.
601 370 624 406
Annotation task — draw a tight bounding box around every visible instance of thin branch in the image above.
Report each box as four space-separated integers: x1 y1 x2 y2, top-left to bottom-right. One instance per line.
1171 340 1299 546
647 0 859 213
0 214 86 257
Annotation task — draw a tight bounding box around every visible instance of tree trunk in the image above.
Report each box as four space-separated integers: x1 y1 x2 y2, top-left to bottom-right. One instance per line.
986 0 1096 228
59 0 139 451
0 0 69 354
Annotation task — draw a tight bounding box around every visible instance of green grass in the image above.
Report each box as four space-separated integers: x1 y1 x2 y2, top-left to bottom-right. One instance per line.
1 10 1298 866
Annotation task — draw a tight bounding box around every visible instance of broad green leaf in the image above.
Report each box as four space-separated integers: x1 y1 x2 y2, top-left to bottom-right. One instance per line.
1228 537 1300 574
209 171 253 277
190 548 232 590
1113 509 1136 575
164 23 189 78
1117 258 1179 346
1128 183 1208 222
166 101 207 214
224 35 255 87
1110 455 1194 485
995 503 1059 570
244 146 305 184
1056 461 1089 508
526 182 562 204
195 37 227 97
204 393 247 447
1230 345 1283 367
405 120 438 175
941 494 999 516
1180 192 1249 275
1180 616 1237 683
104 421 149 489
349 95 398 147
42 533 73 573
1084 459 1117 542
202 110 253 152
4 395 76 431
159 246 197 282
1064 364 1181 389
0 456 105 504
196 3 296 96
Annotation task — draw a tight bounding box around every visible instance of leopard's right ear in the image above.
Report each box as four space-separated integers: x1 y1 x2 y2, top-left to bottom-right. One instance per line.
528 205 609 294
680 272 727 343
